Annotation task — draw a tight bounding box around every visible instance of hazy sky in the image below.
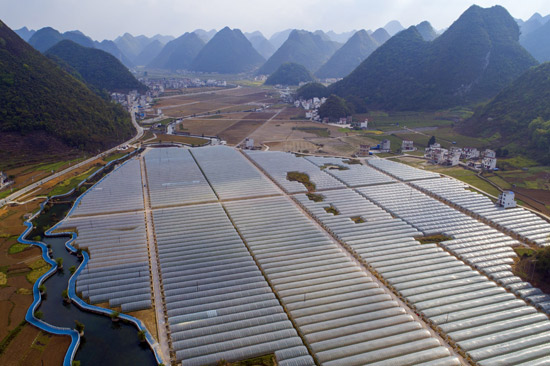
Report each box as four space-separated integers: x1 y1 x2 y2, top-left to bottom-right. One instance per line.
2 0 550 40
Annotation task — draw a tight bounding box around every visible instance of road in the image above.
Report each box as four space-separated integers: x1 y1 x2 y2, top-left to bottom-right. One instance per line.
0 107 143 209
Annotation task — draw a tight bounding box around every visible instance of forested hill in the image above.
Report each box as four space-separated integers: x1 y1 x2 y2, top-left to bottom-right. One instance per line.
0 20 135 163
461 62 550 162
46 40 146 94
265 63 313 85
330 5 538 111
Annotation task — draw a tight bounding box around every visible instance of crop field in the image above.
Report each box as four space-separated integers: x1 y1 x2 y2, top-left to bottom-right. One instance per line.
219 120 266 145
156 87 278 118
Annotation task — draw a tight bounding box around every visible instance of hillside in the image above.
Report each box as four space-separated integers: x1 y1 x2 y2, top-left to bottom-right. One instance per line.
326 30 356 43
133 39 163 66
330 5 538 111
28 27 63 52
63 30 95 48
46 40 146 93
193 29 216 43
269 29 293 50
265 63 313 85
148 32 204 70
245 31 276 59
0 20 135 164
258 30 341 75
190 27 264 73
316 30 379 79
384 20 405 35
371 28 391 45
416 21 437 41
14 27 35 41
521 20 550 62
94 39 134 67
462 62 550 161
114 33 153 63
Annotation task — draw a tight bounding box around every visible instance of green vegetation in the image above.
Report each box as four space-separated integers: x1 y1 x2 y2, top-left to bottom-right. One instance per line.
38 284 46 294
190 27 264 73
330 5 537 110
316 30 378 79
292 126 330 138
343 159 361 165
521 19 550 63
417 234 453 244
258 30 340 75
34 311 43 320
74 320 85 334
8 242 28 254
104 152 128 162
0 21 135 161
69 265 76 274
28 27 64 52
515 247 535 257
137 330 146 343
27 259 50 284
324 205 340 215
265 62 313 86
306 192 324 202
217 354 275 366
46 40 146 94
0 320 26 356
318 95 351 122
287 171 316 192
296 82 329 99
48 166 100 196
462 63 550 162
351 216 365 223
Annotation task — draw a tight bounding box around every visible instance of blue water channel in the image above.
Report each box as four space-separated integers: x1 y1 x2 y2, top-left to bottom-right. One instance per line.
34 235 158 366
19 151 161 365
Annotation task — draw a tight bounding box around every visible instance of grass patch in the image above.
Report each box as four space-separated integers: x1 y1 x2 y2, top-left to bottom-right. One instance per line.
292 126 330 138
8 243 29 255
31 331 51 352
48 166 100 196
0 320 26 356
324 205 340 215
104 152 127 162
306 193 324 202
351 216 365 223
26 259 50 284
417 234 453 244
205 114 225 119
515 247 535 257
0 272 6 286
147 134 209 146
321 164 349 171
343 159 361 165
287 171 316 192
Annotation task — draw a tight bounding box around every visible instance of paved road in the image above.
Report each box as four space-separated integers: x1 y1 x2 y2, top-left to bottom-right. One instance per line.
0 108 143 209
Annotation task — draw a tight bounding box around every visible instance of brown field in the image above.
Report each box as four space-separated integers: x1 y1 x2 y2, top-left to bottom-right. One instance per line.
0 325 69 366
250 121 347 144
156 87 277 118
265 140 320 153
146 134 209 146
220 120 266 145
179 119 240 137
271 107 306 120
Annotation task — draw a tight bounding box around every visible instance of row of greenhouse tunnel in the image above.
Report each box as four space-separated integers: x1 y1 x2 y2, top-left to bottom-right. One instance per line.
55 145 550 365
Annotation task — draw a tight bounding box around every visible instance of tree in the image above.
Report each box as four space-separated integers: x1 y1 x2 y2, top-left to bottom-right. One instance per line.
69 265 76 274
34 310 44 319
39 284 46 294
428 135 436 146
318 95 351 122
55 257 63 269
110 311 120 322
75 320 85 335
137 330 147 343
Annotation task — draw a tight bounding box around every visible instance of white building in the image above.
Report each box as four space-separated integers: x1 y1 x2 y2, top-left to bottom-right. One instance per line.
483 149 497 159
446 151 460 166
461 147 480 160
244 138 254 149
497 191 516 208
402 140 414 151
482 157 497 170
0 172 11 189
359 119 368 129
380 140 391 153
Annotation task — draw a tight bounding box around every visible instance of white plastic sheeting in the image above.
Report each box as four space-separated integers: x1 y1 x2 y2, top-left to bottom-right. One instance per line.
245 151 346 193
190 146 280 200
368 158 441 181
224 196 456 366
152 203 313 366
143 147 217 207
58 211 152 311
305 156 396 187
295 186 550 365
412 177 550 247
72 159 144 216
